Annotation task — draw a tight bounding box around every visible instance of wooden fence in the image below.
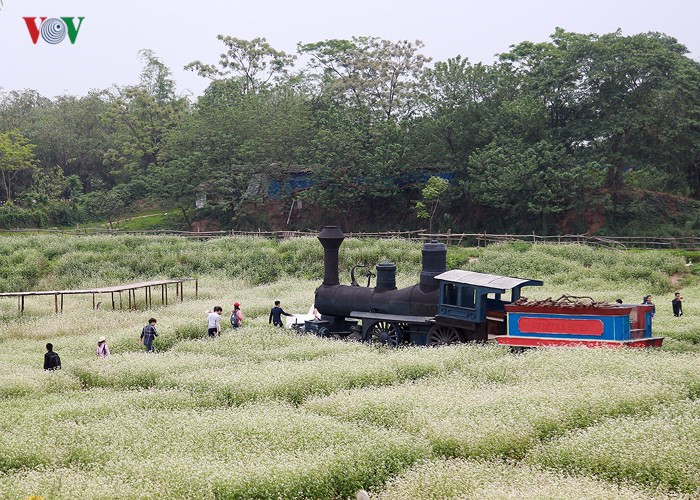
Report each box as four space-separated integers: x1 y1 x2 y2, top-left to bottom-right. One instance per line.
2 227 700 250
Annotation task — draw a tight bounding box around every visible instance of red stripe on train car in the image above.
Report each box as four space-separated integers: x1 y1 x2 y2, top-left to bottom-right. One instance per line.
517 317 604 336
497 336 664 348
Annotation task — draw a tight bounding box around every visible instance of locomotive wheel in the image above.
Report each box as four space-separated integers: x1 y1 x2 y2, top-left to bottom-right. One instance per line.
428 325 461 346
368 321 403 347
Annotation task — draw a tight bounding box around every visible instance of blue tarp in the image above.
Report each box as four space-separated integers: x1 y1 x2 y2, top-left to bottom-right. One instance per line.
267 171 454 198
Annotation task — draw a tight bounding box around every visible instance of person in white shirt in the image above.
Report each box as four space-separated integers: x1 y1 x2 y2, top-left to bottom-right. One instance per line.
207 306 223 338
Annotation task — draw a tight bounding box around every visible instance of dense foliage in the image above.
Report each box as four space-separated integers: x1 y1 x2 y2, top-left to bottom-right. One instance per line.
2 30 700 234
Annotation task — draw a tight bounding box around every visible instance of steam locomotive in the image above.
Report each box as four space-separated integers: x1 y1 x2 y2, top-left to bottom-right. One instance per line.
310 226 663 348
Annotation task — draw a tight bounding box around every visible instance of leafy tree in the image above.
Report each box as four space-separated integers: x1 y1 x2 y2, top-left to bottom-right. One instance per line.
0 130 37 201
186 36 296 94
300 37 430 121
502 29 700 192
138 49 176 102
415 176 449 233
415 56 523 167
102 52 188 183
0 89 51 132
21 93 112 191
82 185 133 229
467 139 596 233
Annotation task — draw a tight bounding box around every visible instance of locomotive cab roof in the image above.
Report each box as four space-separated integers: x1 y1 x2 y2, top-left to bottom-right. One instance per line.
434 270 543 293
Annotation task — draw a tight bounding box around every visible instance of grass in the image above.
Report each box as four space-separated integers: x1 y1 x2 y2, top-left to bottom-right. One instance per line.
376 459 663 499
527 399 700 493
111 211 183 231
0 235 698 498
303 349 700 460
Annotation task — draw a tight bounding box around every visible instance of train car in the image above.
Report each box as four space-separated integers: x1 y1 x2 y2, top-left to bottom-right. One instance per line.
312 226 663 348
497 297 663 348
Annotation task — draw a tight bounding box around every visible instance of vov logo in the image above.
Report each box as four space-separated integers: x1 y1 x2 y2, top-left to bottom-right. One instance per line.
23 17 85 44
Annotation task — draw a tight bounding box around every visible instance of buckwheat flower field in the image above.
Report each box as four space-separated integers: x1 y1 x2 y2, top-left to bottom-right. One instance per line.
0 235 699 498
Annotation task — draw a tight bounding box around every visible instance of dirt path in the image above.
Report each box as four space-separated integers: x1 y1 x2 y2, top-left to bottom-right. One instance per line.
670 272 685 288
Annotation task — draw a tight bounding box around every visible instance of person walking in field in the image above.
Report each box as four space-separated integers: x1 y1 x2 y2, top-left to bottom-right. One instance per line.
97 336 111 358
230 301 243 329
140 318 158 352
207 306 223 337
269 300 292 327
672 292 683 317
43 343 61 371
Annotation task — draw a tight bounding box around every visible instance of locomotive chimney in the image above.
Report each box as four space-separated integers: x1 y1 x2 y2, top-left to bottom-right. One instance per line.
420 240 447 291
317 226 345 286
375 261 397 291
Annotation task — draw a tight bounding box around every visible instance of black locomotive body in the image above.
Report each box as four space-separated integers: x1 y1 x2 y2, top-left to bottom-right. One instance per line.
312 226 532 345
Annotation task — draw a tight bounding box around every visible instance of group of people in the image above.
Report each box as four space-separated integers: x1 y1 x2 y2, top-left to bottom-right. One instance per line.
44 299 298 370
640 293 684 317
43 336 111 370
205 300 294 338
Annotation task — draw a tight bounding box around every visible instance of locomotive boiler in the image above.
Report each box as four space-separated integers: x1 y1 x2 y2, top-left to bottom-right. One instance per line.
311 225 664 348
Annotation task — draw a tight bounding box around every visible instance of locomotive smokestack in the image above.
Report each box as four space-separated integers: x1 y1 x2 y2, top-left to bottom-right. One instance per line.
375 261 397 291
318 226 345 286
420 240 447 291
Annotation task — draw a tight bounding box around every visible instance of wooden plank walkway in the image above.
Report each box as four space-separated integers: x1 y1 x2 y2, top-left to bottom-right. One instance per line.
0 278 198 314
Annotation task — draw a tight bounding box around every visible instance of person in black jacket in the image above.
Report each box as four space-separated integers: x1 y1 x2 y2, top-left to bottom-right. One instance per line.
672 292 683 317
44 343 61 371
269 300 292 327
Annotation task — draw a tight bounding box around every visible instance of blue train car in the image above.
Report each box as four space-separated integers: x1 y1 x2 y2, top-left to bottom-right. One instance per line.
497 300 663 348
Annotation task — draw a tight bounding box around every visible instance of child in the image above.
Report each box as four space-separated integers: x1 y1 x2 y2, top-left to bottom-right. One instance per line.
140 318 158 352
43 343 61 371
207 306 223 337
97 336 111 358
230 301 243 328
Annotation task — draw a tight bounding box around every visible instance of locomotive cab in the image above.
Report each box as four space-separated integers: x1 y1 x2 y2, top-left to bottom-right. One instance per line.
434 271 543 341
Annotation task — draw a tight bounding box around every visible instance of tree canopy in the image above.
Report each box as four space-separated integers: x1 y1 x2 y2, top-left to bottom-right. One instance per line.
1 29 699 235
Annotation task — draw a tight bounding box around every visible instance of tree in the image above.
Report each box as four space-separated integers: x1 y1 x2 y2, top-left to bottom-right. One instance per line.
300 37 430 121
138 49 176 102
102 51 187 183
0 130 37 201
467 139 596 233
0 89 51 132
185 36 296 94
151 154 207 228
502 29 700 192
22 92 112 191
415 176 449 233
414 56 522 167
